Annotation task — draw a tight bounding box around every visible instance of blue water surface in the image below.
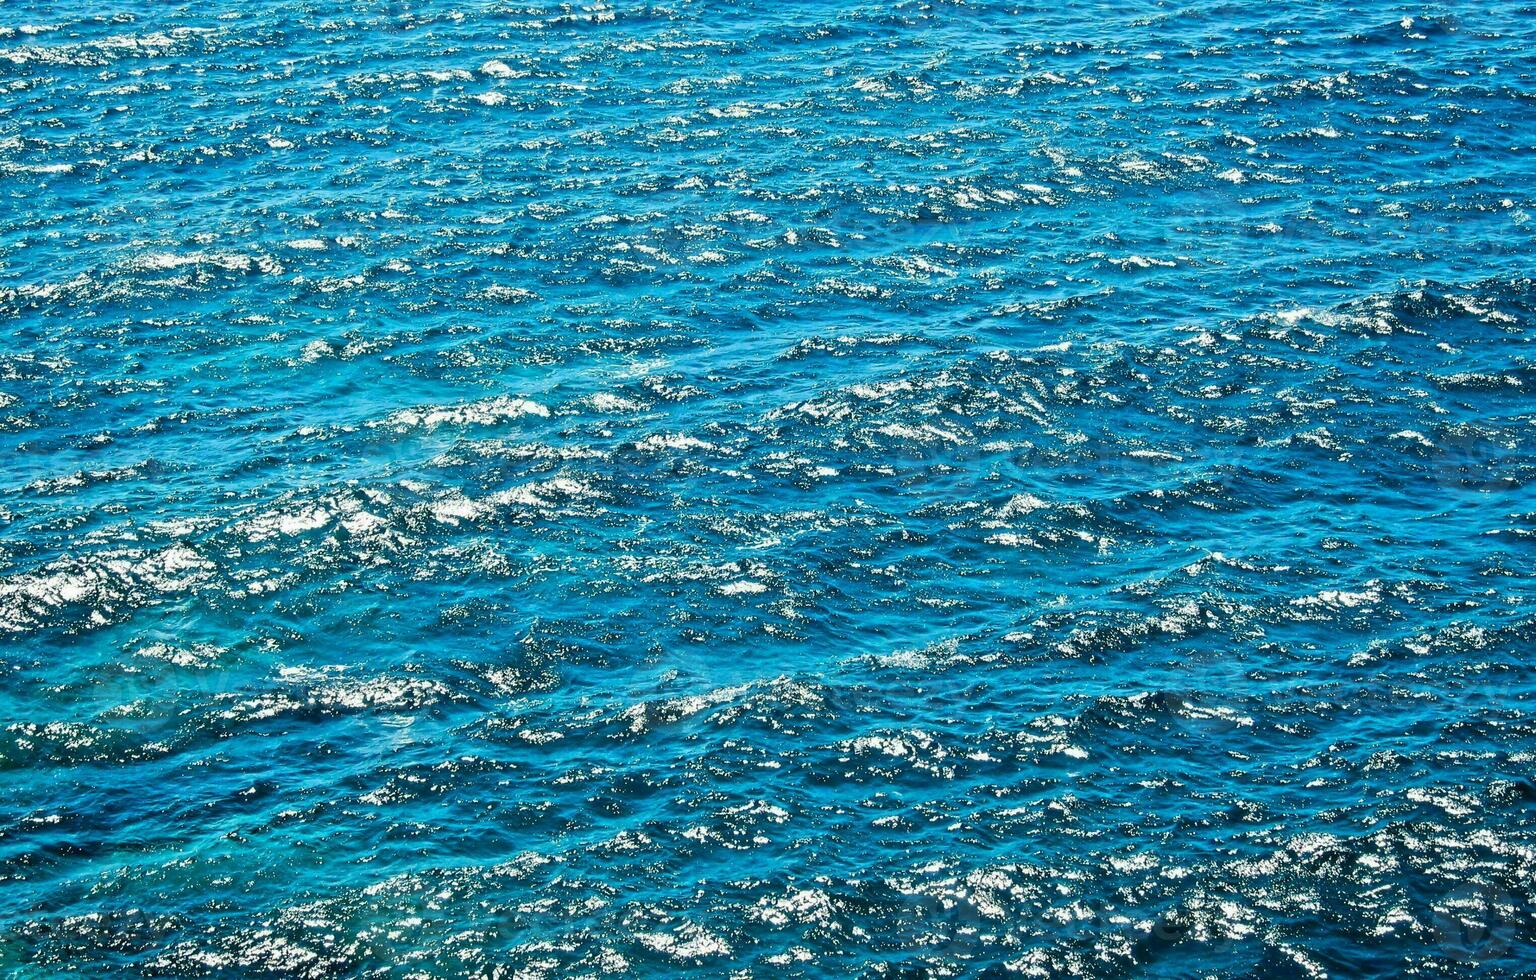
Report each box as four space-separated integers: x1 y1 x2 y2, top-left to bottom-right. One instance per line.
2 0 1535 976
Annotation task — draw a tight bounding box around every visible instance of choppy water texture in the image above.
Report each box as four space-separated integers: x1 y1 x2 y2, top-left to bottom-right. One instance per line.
2 1 1536 976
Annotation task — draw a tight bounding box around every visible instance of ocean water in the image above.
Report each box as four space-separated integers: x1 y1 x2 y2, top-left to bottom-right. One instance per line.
2 0 1535 976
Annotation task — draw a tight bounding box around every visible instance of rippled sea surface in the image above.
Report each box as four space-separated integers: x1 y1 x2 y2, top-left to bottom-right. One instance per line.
3 1 1536 976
